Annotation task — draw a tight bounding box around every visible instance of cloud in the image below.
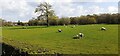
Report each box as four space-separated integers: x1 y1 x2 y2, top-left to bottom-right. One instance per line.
0 0 35 22
84 5 105 14
53 3 105 17
108 6 118 13
0 0 118 22
39 0 119 2
92 0 118 2
62 0 119 2
51 2 85 17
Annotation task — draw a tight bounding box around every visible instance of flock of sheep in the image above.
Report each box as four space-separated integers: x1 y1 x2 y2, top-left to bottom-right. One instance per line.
58 25 106 39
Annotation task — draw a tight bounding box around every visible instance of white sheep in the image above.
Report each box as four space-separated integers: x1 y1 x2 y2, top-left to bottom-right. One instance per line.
58 29 62 32
79 33 84 38
101 27 106 31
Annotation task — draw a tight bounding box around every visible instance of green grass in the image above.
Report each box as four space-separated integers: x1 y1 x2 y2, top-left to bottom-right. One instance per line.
2 24 118 54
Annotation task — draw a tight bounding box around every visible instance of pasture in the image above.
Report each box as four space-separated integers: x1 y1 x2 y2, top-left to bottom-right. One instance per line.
2 24 118 54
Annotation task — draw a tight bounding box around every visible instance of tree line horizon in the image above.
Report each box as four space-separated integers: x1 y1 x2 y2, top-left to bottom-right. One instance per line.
1 2 120 26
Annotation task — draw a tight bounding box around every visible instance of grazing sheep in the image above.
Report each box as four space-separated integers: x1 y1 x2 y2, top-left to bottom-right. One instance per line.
101 27 106 31
79 33 84 38
58 29 62 32
73 35 79 39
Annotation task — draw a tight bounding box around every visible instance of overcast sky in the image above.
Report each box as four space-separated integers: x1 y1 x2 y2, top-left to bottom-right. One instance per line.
0 0 119 22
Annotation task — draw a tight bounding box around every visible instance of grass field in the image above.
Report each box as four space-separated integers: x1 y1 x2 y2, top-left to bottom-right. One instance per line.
2 24 118 54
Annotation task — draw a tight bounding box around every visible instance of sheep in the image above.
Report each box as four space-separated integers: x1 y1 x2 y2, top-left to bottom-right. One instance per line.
73 35 79 39
58 29 62 32
79 33 84 38
101 27 106 31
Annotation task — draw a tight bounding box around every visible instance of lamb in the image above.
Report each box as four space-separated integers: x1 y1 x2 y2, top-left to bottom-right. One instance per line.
101 27 106 31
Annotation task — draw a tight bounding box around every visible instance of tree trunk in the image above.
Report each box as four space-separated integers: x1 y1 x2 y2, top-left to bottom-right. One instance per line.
46 14 49 27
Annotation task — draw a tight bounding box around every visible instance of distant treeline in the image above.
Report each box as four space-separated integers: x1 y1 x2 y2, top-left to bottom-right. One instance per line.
1 13 120 26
